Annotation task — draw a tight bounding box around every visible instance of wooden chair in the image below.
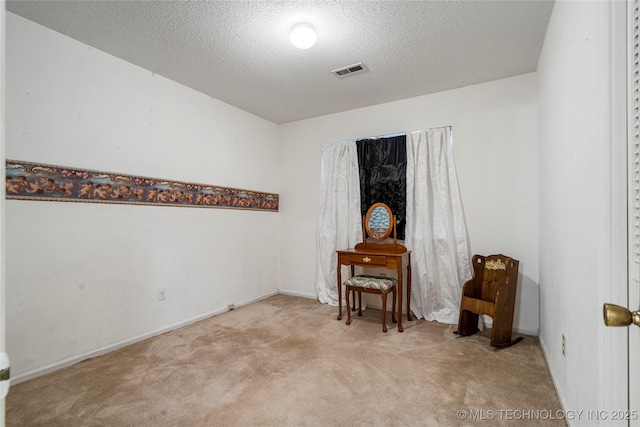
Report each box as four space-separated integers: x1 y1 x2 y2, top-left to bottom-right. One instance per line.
345 275 397 332
455 254 523 348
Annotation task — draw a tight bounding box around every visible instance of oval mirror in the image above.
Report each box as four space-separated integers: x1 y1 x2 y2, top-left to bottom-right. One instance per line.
365 202 393 241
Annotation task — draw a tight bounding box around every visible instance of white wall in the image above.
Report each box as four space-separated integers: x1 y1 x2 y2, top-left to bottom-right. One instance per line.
278 73 539 335
537 1 627 421
5 13 281 380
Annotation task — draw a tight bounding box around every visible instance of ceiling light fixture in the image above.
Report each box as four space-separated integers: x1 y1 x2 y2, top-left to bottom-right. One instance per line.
290 23 317 49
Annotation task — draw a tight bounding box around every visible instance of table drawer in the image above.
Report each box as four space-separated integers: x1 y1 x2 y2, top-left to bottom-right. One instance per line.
343 254 387 266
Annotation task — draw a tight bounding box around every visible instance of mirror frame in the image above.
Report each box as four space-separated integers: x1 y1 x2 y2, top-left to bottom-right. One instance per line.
365 202 393 241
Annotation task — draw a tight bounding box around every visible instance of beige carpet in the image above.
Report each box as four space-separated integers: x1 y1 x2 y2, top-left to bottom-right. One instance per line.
7 295 564 426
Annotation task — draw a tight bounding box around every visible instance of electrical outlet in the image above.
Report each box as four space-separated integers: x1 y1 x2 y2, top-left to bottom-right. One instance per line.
562 334 566 357
158 288 166 301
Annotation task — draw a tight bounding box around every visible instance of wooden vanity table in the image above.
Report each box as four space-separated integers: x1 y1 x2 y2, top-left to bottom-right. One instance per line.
336 202 412 332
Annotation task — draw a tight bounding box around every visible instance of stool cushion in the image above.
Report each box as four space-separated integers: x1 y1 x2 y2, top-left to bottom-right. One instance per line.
344 275 397 291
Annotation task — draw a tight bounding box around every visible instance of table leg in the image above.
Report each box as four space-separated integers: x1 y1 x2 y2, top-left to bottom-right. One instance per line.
397 265 404 332
406 256 413 322
337 263 342 321
350 265 356 311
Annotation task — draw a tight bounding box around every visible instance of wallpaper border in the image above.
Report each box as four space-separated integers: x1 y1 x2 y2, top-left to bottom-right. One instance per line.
5 160 279 212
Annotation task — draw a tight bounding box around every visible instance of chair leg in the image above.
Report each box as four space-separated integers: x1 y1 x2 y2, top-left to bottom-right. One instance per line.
381 292 388 332
490 313 524 348
456 309 479 337
345 285 351 326
351 290 357 311
358 292 362 316
391 287 397 324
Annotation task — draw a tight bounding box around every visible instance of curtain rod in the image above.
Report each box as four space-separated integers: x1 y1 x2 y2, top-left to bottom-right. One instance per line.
321 126 452 147
322 132 404 147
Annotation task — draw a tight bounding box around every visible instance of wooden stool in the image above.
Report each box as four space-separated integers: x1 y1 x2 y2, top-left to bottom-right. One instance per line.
344 275 397 332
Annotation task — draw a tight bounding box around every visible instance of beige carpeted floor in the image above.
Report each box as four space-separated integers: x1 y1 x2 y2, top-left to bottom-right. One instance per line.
7 295 564 426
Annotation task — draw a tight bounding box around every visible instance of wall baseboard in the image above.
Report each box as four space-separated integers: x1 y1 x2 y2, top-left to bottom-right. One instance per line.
235 290 279 308
538 336 570 426
277 289 317 299
13 290 279 384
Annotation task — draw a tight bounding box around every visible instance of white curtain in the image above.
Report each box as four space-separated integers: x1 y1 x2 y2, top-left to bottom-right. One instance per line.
405 127 472 324
315 142 362 305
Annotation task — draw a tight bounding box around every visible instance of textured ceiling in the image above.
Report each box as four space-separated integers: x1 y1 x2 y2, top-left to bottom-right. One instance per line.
6 0 554 124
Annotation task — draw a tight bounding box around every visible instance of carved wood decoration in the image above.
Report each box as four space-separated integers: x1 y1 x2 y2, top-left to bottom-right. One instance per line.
5 160 278 212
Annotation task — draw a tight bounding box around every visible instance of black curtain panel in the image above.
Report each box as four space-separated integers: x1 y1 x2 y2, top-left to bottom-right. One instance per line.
356 135 407 240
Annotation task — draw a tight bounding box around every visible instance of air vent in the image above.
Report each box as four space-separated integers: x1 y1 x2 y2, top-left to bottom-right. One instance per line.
331 62 368 78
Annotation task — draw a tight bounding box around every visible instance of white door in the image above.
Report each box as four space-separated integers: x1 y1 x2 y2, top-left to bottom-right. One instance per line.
602 1 637 426
605 1 640 425
628 1 640 424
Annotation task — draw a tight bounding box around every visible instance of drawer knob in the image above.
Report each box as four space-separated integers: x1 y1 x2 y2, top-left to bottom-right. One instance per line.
363 257 371 263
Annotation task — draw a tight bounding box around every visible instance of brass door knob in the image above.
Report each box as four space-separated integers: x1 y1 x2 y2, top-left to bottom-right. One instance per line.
603 303 640 328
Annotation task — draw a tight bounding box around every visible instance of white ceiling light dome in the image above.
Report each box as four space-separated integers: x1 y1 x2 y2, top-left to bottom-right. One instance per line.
290 23 317 49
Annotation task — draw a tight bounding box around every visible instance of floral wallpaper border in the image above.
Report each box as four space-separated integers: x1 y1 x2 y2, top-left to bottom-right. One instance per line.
5 160 279 212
